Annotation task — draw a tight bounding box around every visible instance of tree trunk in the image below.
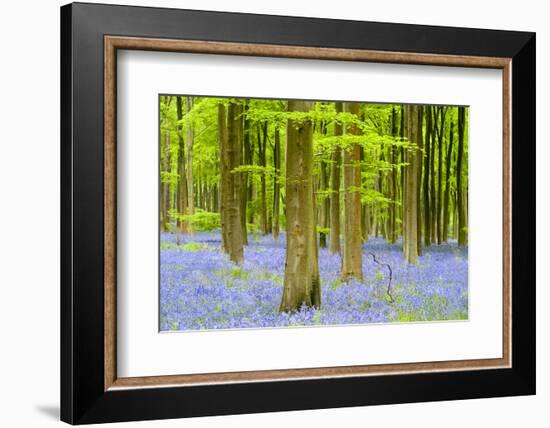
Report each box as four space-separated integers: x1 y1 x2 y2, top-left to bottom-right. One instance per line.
442 121 454 242
436 107 446 244
160 130 170 231
388 107 398 244
201 176 204 210
212 183 219 212
176 96 188 232
378 149 387 241
341 102 363 280
319 158 330 248
219 102 244 263
329 103 343 253
403 105 421 264
185 97 195 234
245 112 254 226
457 106 467 246
400 106 406 241
429 110 437 244
258 123 269 234
423 106 431 247
416 107 424 256
280 100 320 312
241 103 251 245
272 127 281 239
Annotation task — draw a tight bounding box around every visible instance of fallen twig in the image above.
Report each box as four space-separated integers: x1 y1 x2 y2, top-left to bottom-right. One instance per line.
368 252 394 303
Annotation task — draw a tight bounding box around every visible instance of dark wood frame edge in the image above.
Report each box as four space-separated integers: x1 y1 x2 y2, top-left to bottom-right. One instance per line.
103 35 512 392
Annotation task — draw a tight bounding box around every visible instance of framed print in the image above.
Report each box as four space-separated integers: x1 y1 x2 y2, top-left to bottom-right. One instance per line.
60 2 535 424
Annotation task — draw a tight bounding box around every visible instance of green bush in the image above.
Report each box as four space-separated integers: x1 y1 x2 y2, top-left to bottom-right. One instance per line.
170 209 221 232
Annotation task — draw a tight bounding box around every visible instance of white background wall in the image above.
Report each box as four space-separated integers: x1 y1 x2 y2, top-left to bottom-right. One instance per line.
0 0 545 426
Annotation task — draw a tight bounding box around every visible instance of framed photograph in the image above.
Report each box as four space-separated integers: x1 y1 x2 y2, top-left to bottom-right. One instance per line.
61 2 535 424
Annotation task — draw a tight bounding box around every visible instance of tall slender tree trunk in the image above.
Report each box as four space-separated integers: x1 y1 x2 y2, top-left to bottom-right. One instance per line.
212 183 219 212
241 103 251 245
378 149 387 241
185 97 195 234
160 130 170 231
403 105 421 264
400 106 407 241
258 123 269 234
272 127 281 239
176 96 188 232
316 121 330 248
319 159 330 248
245 116 254 226
329 102 343 253
201 175 204 210
423 106 432 247
436 108 445 244
416 107 424 256
280 101 320 312
359 146 369 242
341 102 363 280
457 106 467 246
388 107 398 244
219 102 244 263
430 111 437 244
443 120 452 243
372 146 379 240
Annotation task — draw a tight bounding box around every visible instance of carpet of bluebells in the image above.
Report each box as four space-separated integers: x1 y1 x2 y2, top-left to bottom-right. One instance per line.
160 232 468 331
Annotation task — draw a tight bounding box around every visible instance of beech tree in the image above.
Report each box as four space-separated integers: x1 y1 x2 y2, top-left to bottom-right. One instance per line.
280 100 321 312
341 102 363 280
318 119 330 248
219 101 244 263
329 102 343 254
443 120 454 242
457 106 467 246
176 96 188 232
403 105 422 264
272 127 281 239
241 101 251 245
185 97 195 234
257 123 269 234
423 105 432 247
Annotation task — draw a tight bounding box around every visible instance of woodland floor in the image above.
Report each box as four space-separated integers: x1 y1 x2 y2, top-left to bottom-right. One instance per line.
160 232 468 331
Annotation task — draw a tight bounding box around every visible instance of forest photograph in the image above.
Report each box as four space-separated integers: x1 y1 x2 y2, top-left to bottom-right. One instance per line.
159 96 469 331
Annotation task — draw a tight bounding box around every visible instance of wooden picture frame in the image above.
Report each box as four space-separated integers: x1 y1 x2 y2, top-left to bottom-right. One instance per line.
61 2 535 424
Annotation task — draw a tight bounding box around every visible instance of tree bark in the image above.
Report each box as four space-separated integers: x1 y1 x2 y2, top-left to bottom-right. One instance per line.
400 106 406 241
442 121 454 242
341 102 363 280
241 103 250 245
388 107 398 244
430 109 437 244
280 101 320 312
329 102 343 253
272 127 281 239
219 102 244 263
160 130 170 231
212 183 219 212
318 156 330 248
403 105 421 264
457 106 467 246
185 97 195 234
258 123 269 234
416 107 424 256
175 97 188 232
436 107 446 244
423 106 432 247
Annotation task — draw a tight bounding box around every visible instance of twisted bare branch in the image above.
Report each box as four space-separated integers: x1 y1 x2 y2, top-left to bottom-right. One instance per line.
368 252 394 303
